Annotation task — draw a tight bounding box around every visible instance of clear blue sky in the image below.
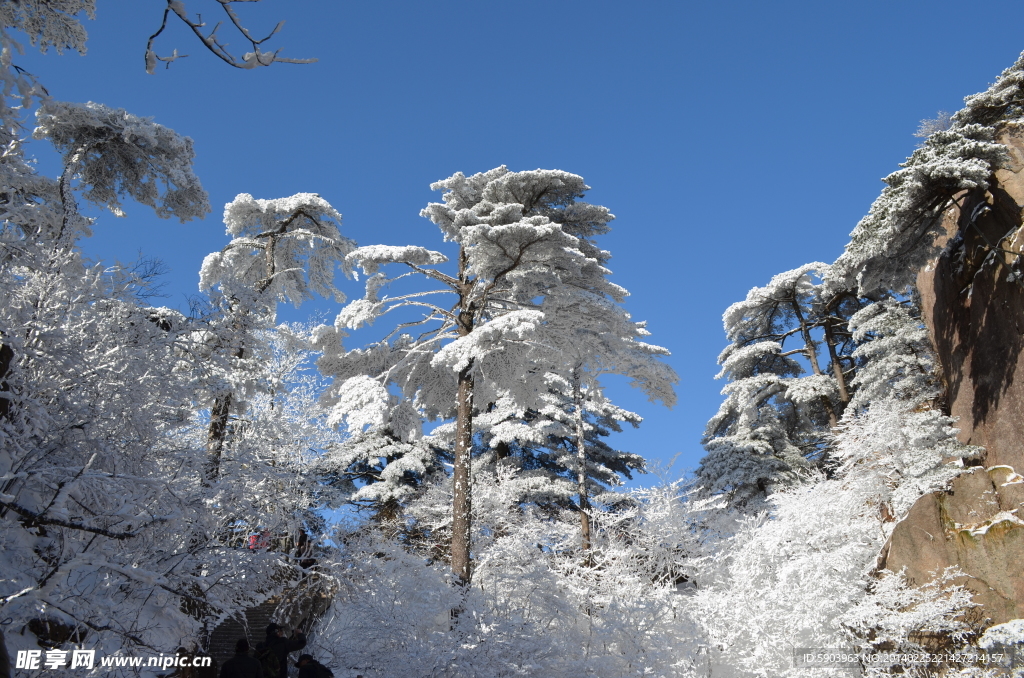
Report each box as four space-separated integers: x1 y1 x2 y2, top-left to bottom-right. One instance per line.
13 0 1024 481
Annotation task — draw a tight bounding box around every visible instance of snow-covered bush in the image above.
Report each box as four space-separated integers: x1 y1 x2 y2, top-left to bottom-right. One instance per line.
311 472 714 678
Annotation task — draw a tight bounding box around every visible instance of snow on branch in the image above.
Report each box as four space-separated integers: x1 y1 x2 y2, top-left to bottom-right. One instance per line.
346 245 448 277
201 192 355 307
0 0 95 55
0 498 172 539
145 0 316 73
34 100 211 223
431 310 543 373
327 374 390 434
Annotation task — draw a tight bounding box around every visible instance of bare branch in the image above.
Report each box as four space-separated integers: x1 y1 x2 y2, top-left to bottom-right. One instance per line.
403 261 460 288
381 299 458 322
0 500 170 540
146 1 317 73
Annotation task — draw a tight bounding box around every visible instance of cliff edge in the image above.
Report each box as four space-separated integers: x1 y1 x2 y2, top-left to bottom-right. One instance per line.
879 129 1024 627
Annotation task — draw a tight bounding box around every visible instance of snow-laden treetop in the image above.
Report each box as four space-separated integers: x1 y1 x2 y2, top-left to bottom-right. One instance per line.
830 49 1024 296
34 100 211 222
200 192 356 308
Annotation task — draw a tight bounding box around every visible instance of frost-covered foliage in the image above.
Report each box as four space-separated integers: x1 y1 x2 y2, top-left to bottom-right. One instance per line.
0 0 93 55
847 298 941 413
320 166 630 400
34 100 210 224
0 13 339 663
201 192 355 308
978 619 1024 649
830 49 1024 298
1 224 336 655
0 246 273 654
318 166 629 446
956 50 1024 129
8 6 1024 675
310 473 716 678
696 248 981 673
844 569 978 674
304 43 1024 678
692 399 979 677
206 323 349 530
467 267 677 545
698 255 957 513
915 111 954 138
318 167 624 581
317 166 674 580
698 263 858 508
829 123 1005 296
834 401 979 517
310 394 981 677
474 385 646 510
690 50 1024 672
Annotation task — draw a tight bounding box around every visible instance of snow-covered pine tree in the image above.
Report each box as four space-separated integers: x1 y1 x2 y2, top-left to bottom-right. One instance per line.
846 296 941 413
697 263 863 509
317 166 633 583
475 285 677 549
827 51 1024 299
198 192 355 481
475 385 645 539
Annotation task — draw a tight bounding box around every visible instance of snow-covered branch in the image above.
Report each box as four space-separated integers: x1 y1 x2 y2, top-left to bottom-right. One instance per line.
145 0 317 73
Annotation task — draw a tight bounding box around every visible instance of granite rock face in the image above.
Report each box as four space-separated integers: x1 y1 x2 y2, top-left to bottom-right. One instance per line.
918 129 1024 473
879 466 1024 625
882 129 1024 626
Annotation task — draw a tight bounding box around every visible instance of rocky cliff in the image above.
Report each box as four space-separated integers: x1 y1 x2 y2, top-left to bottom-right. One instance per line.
879 128 1024 627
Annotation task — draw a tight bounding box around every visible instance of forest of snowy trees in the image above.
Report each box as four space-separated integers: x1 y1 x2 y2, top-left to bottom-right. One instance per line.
2 2 1024 677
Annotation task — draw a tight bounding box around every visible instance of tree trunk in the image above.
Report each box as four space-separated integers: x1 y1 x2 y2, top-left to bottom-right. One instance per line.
792 299 838 428
205 331 246 484
573 374 592 553
0 339 12 421
451 361 475 584
823 315 851 409
205 392 232 483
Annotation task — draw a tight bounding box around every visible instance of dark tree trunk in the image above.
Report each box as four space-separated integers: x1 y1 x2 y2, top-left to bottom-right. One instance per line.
205 392 232 483
573 373 591 553
0 340 12 421
793 299 838 428
823 315 851 410
451 361 474 584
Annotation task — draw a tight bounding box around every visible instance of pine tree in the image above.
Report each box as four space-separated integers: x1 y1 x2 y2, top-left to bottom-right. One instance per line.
198 192 355 481
476 286 677 549
317 166 639 582
697 263 861 508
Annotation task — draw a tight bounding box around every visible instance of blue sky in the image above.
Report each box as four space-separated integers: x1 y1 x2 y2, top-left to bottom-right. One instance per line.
13 0 1024 480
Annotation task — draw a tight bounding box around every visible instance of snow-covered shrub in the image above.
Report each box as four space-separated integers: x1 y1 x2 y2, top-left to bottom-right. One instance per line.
311 472 712 678
690 398 978 678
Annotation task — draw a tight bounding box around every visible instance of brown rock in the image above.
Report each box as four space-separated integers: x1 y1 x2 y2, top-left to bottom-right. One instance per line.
880 467 1024 626
917 130 1024 472
888 128 1024 627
